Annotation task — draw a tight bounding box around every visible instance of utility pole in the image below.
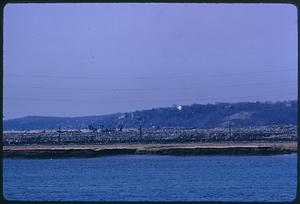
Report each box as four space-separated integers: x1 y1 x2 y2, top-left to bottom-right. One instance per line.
227 122 233 141
137 116 143 139
229 122 232 137
139 124 142 138
58 125 61 144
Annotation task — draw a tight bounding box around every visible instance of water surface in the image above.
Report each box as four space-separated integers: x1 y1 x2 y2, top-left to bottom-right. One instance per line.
3 154 297 201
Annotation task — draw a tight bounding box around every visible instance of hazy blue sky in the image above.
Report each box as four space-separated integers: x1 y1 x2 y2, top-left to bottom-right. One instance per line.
4 3 297 119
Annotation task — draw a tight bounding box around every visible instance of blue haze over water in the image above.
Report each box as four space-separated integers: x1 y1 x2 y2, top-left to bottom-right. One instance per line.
3 154 297 201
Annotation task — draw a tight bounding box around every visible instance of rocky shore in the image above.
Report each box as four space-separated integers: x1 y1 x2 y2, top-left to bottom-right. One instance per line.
3 142 297 158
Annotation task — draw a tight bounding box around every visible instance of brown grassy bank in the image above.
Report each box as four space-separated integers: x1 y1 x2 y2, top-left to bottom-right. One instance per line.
3 141 297 158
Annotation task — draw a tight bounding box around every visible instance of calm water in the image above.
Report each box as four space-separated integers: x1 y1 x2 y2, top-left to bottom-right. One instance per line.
3 154 297 201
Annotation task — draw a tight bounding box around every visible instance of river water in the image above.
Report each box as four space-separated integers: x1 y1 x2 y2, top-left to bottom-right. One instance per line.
3 154 297 201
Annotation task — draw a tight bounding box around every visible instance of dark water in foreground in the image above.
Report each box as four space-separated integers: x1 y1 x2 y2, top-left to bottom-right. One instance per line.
3 154 297 201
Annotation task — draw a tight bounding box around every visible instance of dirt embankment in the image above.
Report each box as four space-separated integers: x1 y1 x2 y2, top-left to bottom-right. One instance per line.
3 142 297 158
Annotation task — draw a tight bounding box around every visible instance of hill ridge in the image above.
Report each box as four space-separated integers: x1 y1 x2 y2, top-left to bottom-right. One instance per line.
4 100 297 130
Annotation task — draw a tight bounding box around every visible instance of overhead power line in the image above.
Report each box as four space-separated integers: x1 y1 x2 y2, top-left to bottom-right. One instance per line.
4 80 297 92
5 69 296 80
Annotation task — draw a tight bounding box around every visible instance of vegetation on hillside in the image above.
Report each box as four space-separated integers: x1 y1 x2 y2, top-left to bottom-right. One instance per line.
4 100 297 130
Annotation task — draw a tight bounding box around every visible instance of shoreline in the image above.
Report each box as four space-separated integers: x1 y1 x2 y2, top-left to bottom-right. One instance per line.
3 142 297 158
